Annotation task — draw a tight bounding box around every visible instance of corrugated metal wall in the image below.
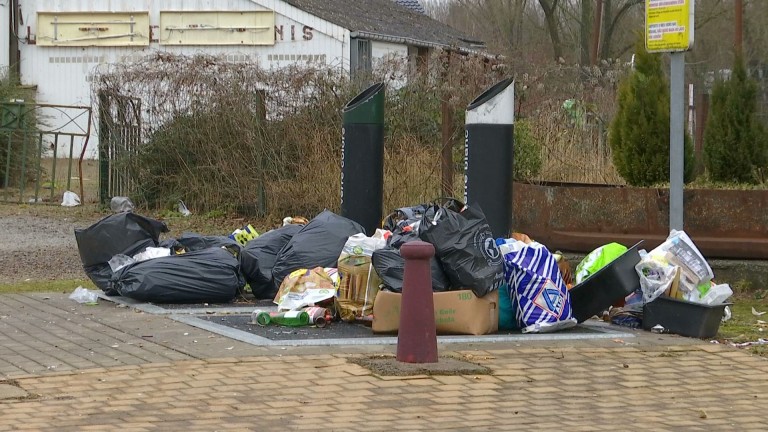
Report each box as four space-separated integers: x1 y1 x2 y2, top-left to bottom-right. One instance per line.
19 0 351 158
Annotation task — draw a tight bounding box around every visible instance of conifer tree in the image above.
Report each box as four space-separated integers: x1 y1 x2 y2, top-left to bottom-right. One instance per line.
609 37 694 186
704 56 768 184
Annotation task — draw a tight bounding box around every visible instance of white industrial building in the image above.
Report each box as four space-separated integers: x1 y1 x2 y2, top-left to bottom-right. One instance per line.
1 0 484 158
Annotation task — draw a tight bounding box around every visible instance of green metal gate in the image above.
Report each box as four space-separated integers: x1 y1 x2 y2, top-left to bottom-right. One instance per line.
0 101 92 204
97 91 142 204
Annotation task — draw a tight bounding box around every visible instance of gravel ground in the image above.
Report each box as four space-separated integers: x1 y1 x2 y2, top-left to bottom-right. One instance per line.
0 203 273 285
0 216 86 283
0 204 103 283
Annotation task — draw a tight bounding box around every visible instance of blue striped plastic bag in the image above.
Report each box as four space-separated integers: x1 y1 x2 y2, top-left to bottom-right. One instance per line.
499 240 577 333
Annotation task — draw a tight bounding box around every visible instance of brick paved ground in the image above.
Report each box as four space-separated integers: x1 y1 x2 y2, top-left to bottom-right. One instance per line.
1 293 766 431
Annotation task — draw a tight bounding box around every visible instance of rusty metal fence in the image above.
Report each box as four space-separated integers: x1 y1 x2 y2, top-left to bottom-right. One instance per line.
0 102 92 204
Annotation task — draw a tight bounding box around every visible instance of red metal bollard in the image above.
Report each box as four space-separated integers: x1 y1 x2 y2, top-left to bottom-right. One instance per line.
396 241 438 363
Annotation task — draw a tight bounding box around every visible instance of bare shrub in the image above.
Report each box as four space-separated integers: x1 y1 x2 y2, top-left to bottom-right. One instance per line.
91 52 506 217
518 61 627 185
90 50 624 219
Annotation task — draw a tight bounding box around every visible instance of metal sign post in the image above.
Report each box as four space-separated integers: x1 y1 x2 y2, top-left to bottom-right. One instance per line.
645 0 695 232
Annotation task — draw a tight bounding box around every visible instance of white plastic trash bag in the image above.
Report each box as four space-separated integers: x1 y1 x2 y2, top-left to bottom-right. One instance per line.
178 200 191 216
61 191 81 207
339 231 387 261
110 196 135 213
69 286 99 304
108 254 136 272
635 257 679 303
133 247 171 262
648 230 713 297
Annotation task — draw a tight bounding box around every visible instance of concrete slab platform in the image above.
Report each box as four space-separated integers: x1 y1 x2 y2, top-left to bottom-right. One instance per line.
0 383 28 400
170 313 636 347
99 293 638 347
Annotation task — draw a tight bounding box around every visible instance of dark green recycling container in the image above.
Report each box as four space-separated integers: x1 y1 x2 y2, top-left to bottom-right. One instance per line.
341 82 385 236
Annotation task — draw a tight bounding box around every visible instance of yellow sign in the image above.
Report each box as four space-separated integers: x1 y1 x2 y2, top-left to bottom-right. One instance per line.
645 0 694 52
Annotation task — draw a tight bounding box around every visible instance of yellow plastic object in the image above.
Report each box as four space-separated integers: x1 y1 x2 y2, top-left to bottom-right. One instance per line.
232 224 259 245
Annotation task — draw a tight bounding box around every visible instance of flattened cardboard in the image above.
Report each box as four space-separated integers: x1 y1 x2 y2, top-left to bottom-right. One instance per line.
372 289 499 335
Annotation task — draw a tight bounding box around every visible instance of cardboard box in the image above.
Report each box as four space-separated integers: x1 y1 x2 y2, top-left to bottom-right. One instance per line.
372 289 499 335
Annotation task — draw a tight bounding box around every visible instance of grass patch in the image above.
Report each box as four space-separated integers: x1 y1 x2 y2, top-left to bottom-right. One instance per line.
0 279 96 295
717 297 768 357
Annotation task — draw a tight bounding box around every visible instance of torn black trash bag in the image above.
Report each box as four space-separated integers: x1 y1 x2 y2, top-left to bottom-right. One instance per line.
111 247 245 304
75 213 168 295
418 204 504 298
240 224 302 299
159 233 241 253
271 210 364 290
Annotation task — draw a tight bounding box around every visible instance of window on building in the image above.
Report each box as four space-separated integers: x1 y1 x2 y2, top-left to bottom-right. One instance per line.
350 38 372 78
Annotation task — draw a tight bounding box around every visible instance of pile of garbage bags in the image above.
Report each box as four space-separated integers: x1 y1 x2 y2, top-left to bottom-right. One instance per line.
74 198 732 338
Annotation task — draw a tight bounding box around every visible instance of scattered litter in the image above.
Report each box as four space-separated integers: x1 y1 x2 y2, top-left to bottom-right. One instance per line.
178 200 191 216
229 224 259 245
226 347 234 350
722 306 732 322
282 216 309 226
757 320 766 325
61 191 81 207
110 196 135 213
28 197 43 203
111 344 119 348
68 286 99 305
650 324 666 334
730 339 768 348
751 307 765 316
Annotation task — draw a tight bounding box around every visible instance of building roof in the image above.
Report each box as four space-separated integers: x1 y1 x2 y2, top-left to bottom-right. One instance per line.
393 0 426 15
282 0 484 52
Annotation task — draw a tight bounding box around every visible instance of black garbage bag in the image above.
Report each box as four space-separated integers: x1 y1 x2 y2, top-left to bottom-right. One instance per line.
271 210 365 290
240 224 303 299
372 247 450 293
74 213 168 295
381 198 464 231
159 233 241 253
372 223 450 292
382 204 429 231
111 247 245 304
418 204 504 297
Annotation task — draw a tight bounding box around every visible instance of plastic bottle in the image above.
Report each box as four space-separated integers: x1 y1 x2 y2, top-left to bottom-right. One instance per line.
252 310 310 327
